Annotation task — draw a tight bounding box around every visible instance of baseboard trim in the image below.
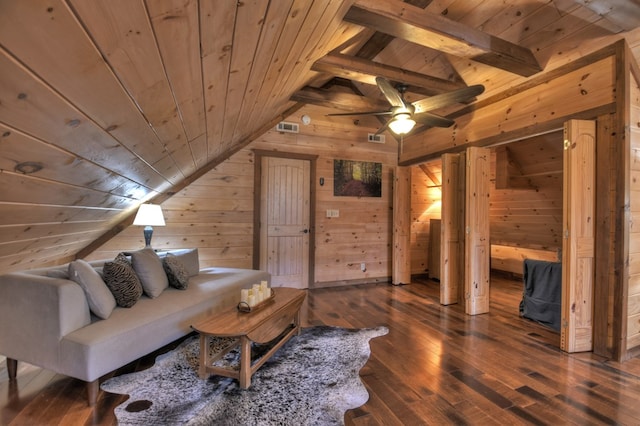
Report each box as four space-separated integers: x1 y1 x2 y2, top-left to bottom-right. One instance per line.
311 277 391 289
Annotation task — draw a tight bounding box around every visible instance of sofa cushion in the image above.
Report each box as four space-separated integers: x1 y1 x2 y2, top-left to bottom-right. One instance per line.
68 259 116 319
163 254 189 290
103 253 143 308
131 248 168 298
169 248 200 276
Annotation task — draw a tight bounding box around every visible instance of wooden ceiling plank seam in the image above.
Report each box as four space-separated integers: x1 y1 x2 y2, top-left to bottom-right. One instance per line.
0 121 158 199
67 0 195 180
0 46 174 192
0 0 183 184
345 0 542 76
200 0 237 160
312 52 467 95
218 0 270 153
145 0 207 166
0 170 141 210
229 0 297 149
245 0 324 132
253 1 355 129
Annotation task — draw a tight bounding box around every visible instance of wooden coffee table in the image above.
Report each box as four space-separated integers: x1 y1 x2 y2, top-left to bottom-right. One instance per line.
191 287 306 388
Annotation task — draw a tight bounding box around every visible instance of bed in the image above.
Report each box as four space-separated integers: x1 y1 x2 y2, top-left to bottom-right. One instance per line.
519 259 562 331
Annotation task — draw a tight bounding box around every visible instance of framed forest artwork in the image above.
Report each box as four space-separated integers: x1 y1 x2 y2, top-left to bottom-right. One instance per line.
333 159 382 197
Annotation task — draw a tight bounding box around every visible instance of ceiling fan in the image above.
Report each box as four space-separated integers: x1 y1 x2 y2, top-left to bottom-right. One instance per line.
328 77 485 135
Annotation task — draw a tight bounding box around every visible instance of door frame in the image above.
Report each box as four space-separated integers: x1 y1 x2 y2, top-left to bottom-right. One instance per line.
252 149 317 287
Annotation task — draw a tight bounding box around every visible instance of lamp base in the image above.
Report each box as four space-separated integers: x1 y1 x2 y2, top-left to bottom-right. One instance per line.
143 226 153 248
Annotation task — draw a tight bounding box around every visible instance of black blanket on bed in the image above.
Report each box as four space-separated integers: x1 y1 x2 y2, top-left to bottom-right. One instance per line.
519 259 562 331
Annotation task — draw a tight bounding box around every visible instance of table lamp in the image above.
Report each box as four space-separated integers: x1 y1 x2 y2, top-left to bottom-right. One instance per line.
133 204 165 248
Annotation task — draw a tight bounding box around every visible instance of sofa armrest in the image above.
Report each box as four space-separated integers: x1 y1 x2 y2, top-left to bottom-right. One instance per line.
0 272 91 372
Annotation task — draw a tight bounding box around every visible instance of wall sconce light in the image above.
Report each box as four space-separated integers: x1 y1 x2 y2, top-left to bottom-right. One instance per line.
133 204 165 248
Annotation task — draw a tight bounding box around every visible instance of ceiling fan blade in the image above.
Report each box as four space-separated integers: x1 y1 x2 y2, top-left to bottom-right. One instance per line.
375 119 392 136
412 84 485 114
327 110 392 117
414 112 455 128
376 77 405 108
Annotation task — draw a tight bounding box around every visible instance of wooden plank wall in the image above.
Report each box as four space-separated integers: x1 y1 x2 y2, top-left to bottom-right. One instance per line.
89 105 398 286
628 70 640 350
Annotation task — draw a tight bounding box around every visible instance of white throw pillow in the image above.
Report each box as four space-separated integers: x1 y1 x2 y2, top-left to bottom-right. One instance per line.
131 248 169 298
68 259 116 319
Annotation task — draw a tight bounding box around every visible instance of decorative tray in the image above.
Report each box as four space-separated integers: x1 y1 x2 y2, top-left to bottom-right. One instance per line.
237 289 276 313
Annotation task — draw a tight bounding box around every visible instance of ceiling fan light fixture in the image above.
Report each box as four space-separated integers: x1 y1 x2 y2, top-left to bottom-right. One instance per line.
388 114 415 135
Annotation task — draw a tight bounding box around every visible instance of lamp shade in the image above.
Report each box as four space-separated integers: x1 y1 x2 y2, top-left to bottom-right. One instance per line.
133 204 166 226
388 114 416 135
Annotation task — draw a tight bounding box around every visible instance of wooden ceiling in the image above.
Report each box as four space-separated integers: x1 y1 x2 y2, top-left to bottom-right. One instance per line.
0 0 638 272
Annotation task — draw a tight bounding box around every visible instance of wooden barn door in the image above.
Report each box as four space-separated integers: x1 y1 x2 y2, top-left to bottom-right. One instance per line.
259 156 311 289
464 147 491 315
440 152 465 305
561 120 596 352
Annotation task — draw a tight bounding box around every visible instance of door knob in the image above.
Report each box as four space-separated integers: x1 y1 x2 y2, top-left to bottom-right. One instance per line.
301 229 309 234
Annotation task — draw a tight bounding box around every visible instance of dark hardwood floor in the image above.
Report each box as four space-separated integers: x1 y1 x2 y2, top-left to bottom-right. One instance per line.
2 275 640 425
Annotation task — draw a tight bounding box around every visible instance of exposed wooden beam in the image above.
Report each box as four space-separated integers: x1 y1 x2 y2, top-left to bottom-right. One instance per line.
344 0 542 77
312 52 466 96
355 0 432 59
290 86 389 112
418 164 440 186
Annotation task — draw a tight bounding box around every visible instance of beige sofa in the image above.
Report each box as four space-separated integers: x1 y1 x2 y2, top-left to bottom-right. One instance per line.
0 249 269 405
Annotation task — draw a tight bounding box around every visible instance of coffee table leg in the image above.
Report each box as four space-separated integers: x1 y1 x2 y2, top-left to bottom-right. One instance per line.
239 336 251 388
198 334 208 379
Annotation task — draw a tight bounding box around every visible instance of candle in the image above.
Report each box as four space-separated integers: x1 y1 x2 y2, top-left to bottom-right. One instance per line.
247 294 256 307
241 289 249 305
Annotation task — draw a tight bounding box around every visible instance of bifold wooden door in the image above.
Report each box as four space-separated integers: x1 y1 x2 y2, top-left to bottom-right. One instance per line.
440 148 490 314
561 120 596 352
440 153 465 305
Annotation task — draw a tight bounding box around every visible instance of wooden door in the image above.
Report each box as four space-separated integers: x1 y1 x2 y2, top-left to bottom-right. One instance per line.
260 157 310 289
464 147 491 315
561 120 595 352
440 152 465 305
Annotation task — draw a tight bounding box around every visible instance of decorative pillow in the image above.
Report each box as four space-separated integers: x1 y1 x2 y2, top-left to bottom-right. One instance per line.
103 253 143 308
168 248 200 276
68 259 116 319
131 248 169 298
162 254 189 290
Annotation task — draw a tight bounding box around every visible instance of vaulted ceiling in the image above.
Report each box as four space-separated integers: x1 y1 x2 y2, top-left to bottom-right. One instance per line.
0 0 639 271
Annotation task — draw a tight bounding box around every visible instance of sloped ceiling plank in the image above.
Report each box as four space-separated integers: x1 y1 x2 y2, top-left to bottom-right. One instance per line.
146 0 207 148
0 173 134 210
290 86 390 111
0 234 100 267
242 0 313 144
0 0 182 185
254 1 358 131
0 49 170 191
0 222 105 243
344 0 542 76
251 0 339 129
312 52 467 95
574 0 640 31
218 0 270 153
225 0 295 151
0 204 122 227
0 124 156 199
200 0 235 160
69 0 197 179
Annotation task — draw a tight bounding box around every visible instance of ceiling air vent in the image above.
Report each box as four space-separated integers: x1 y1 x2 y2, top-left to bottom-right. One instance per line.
368 133 385 144
276 121 299 133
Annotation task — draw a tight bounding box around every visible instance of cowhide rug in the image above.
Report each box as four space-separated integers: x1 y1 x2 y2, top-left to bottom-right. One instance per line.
101 325 388 425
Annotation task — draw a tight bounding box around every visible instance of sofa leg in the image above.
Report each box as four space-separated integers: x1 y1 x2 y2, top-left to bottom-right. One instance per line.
86 379 99 406
6 358 17 380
